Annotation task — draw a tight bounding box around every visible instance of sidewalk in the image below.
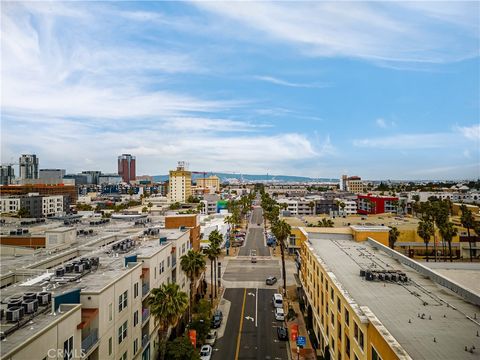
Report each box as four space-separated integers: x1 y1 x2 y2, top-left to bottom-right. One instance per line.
285 286 317 360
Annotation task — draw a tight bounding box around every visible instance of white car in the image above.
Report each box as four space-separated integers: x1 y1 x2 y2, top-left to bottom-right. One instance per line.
205 330 217 346
200 344 212 360
274 307 285 321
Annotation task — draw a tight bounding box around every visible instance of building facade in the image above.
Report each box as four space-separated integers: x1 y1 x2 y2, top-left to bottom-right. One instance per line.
169 163 192 203
118 154 136 183
0 165 15 185
19 154 39 180
357 195 398 215
195 176 220 193
39 169 66 180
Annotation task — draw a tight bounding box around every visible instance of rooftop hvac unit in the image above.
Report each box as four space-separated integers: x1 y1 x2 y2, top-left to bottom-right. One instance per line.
359 269 366 277
22 299 39 314
7 299 22 309
6 306 24 322
82 260 91 270
65 264 74 273
55 268 65 277
23 292 36 301
0 308 4 320
365 271 373 281
37 292 52 306
378 273 384 281
90 257 99 266
391 274 398 282
74 263 84 273
80 257 88 262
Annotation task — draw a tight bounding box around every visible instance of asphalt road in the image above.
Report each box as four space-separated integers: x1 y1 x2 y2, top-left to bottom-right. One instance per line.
213 206 288 360
215 288 288 360
239 207 270 257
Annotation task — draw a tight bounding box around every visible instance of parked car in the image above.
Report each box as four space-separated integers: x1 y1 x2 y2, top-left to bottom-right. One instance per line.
272 293 283 308
266 276 277 285
274 307 285 321
205 330 217 346
211 310 223 328
277 326 288 340
200 345 212 360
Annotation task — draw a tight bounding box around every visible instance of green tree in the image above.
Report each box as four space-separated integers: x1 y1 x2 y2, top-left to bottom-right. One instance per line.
142 207 148 213
165 336 200 360
317 218 334 227
147 283 188 360
17 207 30 218
439 222 458 262
271 219 291 295
206 230 222 299
308 201 315 215
460 205 475 262
169 202 181 210
388 226 400 249
148 202 153 208
180 250 206 322
417 220 434 262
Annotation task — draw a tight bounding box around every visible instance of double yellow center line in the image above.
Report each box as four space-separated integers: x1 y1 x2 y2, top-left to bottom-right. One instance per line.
234 288 247 360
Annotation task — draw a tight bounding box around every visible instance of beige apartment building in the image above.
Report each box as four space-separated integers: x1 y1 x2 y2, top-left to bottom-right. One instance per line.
195 176 220 194
169 162 192 203
1 228 192 360
299 230 480 360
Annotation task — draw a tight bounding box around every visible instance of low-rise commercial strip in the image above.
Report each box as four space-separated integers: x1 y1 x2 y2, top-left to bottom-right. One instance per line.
299 229 480 360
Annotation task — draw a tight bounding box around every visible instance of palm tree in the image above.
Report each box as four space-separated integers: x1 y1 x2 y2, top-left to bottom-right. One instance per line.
308 201 315 215
388 226 400 249
271 219 291 296
439 222 458 262
148 283 188 360
417 220 434 262
206 230 222 300
180 250 206 322
317 218 334 227
460 205 475 262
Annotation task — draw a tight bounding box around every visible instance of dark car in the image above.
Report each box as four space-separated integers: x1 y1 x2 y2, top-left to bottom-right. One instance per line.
277 326 288 340
211 310 223 328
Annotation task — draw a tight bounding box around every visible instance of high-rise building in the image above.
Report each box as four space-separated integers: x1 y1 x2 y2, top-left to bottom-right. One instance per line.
19 154 39 179
169 161 192 203
118 154 136 183
39 169 66 180
0 165 15 185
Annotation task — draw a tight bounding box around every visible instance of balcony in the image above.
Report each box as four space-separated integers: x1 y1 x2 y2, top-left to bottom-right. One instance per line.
171 255 177 268
142 283 150 297
81 328 99 355
142 333 151 348
142 308 150 324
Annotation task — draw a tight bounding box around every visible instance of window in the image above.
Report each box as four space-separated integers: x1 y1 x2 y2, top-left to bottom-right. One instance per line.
63 336 73 360
118 321 128 344
167 256 170 267
354 354 359 360
359 330 364 350
337 297 341 312
119 291 128 312
372 346 382 360
345 309 350 327
345 336 350 357
338 349 342 360
109 303 113 321
289 235 296 246
133 338 139 354
109 337 113 355
330 287 334 302
154 267 157 279
354 322 359 340
134 310 138 326
134 282 139 298
337 320 341 340
331 312 334 326
120 351 127 360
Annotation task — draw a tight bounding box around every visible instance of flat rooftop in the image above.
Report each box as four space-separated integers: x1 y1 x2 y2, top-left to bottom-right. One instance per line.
308 238 480 360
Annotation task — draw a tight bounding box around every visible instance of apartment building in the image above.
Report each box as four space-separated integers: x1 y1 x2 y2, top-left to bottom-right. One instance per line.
169 162 192 203
406 191 480 205
195 176 220 194
0 164 15 185
0 197 20 214
357 194 398 215
0 194 64 217
334 198 357 216
341 175 366 193
299 231 480 360
0 229 192 360
19 154 39 180
277 198 315 216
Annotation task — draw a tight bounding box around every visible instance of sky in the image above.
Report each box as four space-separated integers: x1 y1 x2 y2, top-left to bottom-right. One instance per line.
1 1 479 180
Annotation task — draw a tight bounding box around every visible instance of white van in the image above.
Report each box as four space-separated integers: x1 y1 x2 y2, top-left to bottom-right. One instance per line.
272 293 283 308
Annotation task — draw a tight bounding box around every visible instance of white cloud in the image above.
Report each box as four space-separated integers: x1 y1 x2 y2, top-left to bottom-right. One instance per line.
254 76 328 89
353 133 453 149
194 2 479 64
376 118 387 128
457 124 480 141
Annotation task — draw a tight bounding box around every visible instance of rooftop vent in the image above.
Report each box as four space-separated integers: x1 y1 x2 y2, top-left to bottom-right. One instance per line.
6 306 24 322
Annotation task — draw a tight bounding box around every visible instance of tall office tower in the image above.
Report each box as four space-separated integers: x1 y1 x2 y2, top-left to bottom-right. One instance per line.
169 161 192 203
118 154 136 183
19 154 39 179
0 165 15 185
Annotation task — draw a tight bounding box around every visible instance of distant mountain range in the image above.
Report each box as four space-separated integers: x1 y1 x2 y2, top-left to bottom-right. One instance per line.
153 173 338 183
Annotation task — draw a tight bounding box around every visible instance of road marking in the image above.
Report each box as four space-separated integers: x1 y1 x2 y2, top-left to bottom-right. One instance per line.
234 288 247 360
248 292 255 296
245 316 254 321
255 287 258 327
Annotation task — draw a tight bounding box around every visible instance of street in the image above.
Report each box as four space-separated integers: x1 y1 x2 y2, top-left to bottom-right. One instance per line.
214 207 289 360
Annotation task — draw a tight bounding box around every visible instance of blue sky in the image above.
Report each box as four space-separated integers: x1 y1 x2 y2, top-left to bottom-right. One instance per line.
1 1 479 180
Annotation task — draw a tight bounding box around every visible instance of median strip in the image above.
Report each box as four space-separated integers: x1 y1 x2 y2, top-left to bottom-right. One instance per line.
234 288 247 360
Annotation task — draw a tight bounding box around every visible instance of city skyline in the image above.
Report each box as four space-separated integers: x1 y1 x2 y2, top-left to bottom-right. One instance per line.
2 1 479 179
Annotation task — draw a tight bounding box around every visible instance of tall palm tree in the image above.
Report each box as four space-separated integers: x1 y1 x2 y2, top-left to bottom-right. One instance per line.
180 250 206 322
439 222 458 262
417 220 434 262
148 283 188 360
271 219 291 296
388 226 400 249
460 205 475 262
207 230 222 299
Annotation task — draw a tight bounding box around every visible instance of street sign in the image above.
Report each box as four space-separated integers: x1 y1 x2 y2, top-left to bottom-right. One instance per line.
296 336 306 348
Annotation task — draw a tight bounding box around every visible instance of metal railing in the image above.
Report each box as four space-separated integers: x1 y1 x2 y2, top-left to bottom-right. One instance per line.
81 329 99 354
142 308 150 323
171 255 177 267
142 283 150 297
142 333 150 348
